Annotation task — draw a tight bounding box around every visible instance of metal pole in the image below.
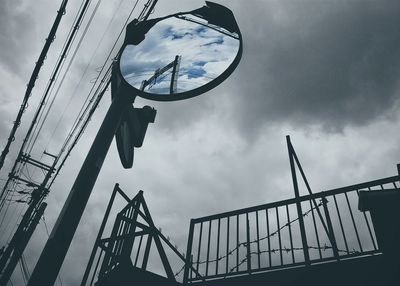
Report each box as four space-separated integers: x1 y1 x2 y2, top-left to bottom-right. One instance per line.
246 215 251 273
286 135 310 265
183 219 195 284
27 91 132 286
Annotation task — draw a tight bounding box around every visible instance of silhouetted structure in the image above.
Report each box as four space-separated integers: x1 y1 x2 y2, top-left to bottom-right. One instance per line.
81 184 202 286
82 137 399 285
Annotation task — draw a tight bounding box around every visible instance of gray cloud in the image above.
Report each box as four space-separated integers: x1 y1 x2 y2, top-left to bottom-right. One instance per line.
134 0 400 141
226 0 400 137
0 1 35 74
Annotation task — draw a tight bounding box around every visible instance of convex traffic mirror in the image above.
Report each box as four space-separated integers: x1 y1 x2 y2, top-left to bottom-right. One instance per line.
116 1 243 102
113 1 242 168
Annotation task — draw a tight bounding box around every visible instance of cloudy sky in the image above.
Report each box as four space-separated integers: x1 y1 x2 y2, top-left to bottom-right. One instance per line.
1 0 400 285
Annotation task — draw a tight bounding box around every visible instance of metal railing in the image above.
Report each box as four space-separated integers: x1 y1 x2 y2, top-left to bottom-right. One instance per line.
81 185 202 286
183 174 400 283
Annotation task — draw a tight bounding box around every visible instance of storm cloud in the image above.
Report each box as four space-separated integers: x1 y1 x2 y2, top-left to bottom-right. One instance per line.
228 0 400 137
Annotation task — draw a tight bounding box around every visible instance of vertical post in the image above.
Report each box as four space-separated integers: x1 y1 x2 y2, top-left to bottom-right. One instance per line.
205 221 212 276
255 211 261 269
321 197 339 260
286 135 310 265
81 184 119 286
183 219 195 284
286 204 295 263
266 210 271 267
190 255 193 280
28 91 132 286
170 55 180 94
195 222 203 277
225 217 230 275
276 207 283 266
246 214 251 273
236 215 239 272
215 218 221 275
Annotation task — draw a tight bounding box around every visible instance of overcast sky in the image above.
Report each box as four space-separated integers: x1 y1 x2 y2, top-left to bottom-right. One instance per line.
1 0 400 285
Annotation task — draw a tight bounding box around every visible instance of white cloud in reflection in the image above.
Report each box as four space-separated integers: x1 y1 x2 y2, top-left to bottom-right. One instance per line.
120 15 239 95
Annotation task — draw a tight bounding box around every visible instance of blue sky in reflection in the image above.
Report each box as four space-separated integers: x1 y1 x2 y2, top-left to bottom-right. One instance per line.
120 15 239 95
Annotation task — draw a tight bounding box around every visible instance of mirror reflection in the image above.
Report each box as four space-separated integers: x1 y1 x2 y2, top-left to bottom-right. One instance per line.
119 14 240 96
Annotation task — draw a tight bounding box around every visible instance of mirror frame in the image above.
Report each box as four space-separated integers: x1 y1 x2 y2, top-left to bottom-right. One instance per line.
115 2 243 102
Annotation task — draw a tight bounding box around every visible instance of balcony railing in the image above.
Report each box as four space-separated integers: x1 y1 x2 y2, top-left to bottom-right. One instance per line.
183 175 400 283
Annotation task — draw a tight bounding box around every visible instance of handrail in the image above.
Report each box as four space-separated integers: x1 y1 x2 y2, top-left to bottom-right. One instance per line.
193 175 399 223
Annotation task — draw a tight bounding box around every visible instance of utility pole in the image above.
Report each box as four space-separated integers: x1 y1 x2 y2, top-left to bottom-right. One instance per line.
27 85 133 286
1 1 160 284
0 152 56 284
0 203 47 285
140 55 181 93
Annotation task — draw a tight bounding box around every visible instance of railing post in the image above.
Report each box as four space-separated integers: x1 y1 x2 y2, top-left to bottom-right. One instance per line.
322 197 339 260
286 135 310 265
183 219 195 284
246 215 251 273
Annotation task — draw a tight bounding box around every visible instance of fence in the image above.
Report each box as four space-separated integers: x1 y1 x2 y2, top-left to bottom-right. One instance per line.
183 174 400 283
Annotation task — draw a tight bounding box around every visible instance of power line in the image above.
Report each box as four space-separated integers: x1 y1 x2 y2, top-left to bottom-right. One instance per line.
43 0 126 155
24 0 90 156
49 0 142 188
1 1 159 284
28 0 106 155
0 0 69 172
0 0 95 215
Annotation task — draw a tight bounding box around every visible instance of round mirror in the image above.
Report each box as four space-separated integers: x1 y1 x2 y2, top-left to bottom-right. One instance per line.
118 11 242 101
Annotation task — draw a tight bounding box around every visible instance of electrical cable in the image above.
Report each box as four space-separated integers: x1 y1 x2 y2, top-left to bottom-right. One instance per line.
0 0 94 216
0 0 69 173
28 0 105 155
0 1 157 283
0 0 96 270
50 0 142 186
24 0 93 155
43 0 126 155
